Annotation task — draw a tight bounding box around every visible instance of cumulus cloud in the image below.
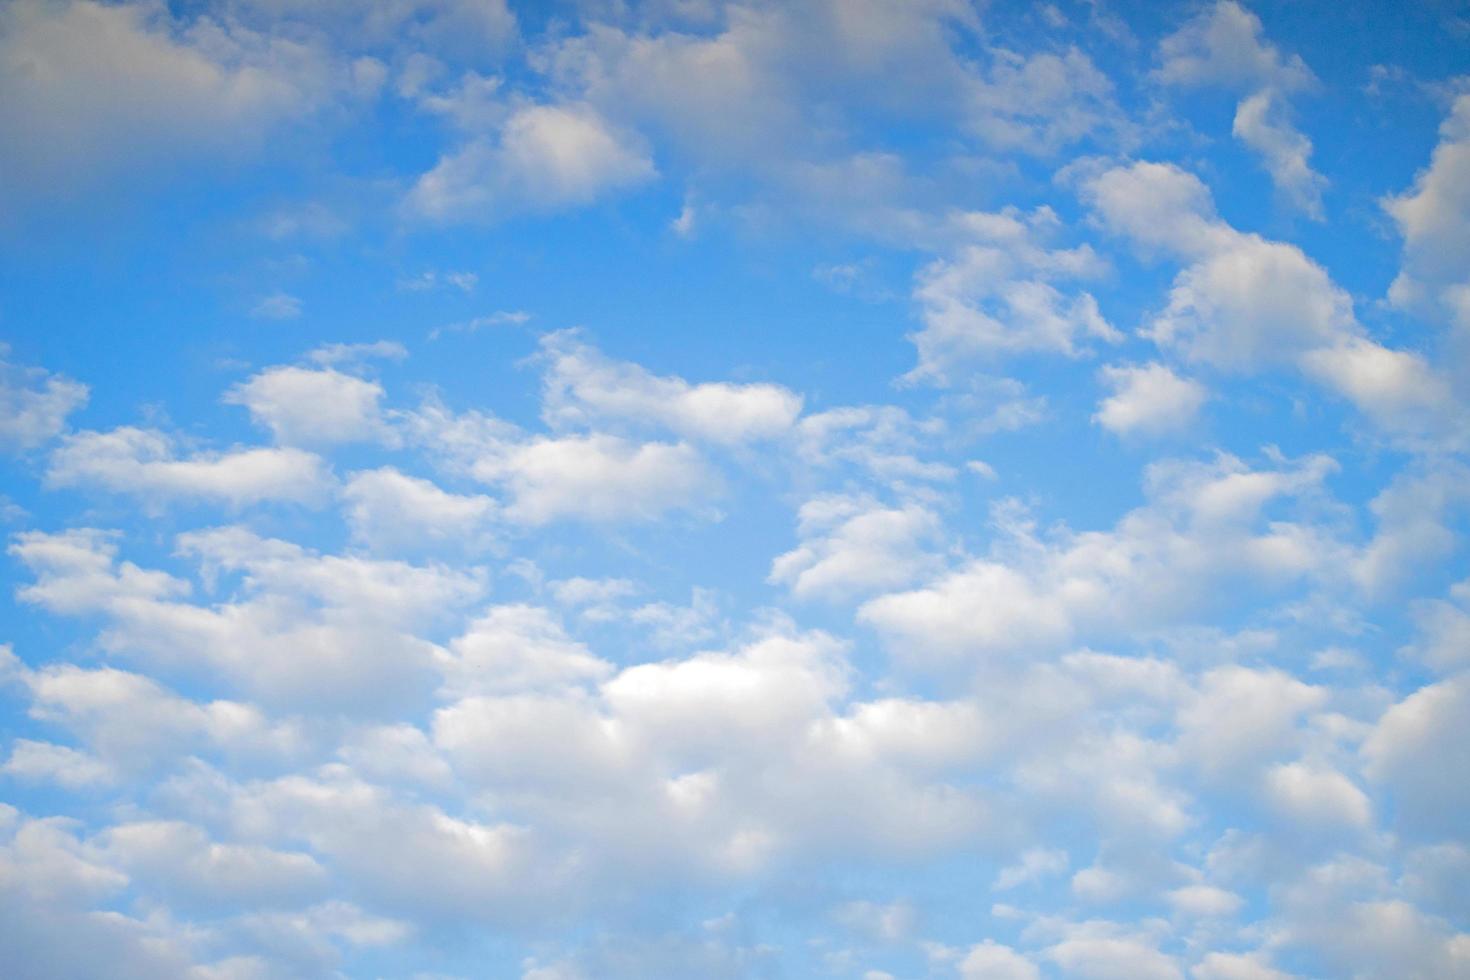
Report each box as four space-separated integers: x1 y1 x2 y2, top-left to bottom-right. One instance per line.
46 427 333 507
769 494 943 600
0 0 366 207
1384 93 1470 336
538 331 802 443
407 103 656 221
860 452 1342 663
226 365 392 446
340 467 496 552
907 206 1118 380
0 351 88 451
1082 160 1464 444
1156 1 1325 216
1094 362 1207 437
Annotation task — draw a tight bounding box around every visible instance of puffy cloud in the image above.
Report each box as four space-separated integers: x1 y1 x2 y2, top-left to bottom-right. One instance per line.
486 434 713 525
1155 1 1324 215
1 645 303 774
1231 90 1326 219
1043 922 1182 980
1155 1 1314 92
340 467 496 553
11 527 482 712
46 427 333 508
860 452 1341 662
0 0 365 206
1 739 115 789
1175 666 1326 778
0 351 88 451
1190 951 1294 980
538 331 802 443
1082 160 1465 443
1361 674 1470 839
438 604 612 698
1385 93 1470 333
907 207 1118 380
769 495 943 600
405 400 716 525
407 103 656 221
959 940 1041 980
1094 362 1207 437
1402 579 1470 673
1262 762 1371 829
226 366 392 446
98 820 327 909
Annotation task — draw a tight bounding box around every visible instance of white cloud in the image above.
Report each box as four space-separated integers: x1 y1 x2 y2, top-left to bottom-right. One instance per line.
1155 1 1314 92
404 399 717 525
959 940 1040 980
1044 922 1182 980
98 820 327 909
1361 674 1470 839
1191 951 1294 980
1384 93 1470 332
46 427 333 507
438 604 612 698
860 453 1341 663
1175 666 1326 778
1263 762 1371 829
0 0 351 205
1232 90 1326 219
1 739 115 789
1155 1 1324 215
0 351 88 451
226 366 391 446
538 331 802 443
1166 884 1244 919
907 207 1117 380
769 495 943 601
1082 160 1464 443
1094 362 1207 437
408 103 655 221
341 467 496 553
10 527 483 712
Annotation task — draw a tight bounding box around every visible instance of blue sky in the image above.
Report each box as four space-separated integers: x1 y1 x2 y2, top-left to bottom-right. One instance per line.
1 1 1469 977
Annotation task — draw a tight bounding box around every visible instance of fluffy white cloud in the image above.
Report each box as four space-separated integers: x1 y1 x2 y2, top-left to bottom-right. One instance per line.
1043 922 1182 980
405 400 716 525
1094 362 1207 437
1190 951 1294 980
1361 674 1470 838
486 434 712 525
226 366 392 446
860 452 1341 662
907 207 1118 380
10 527 482 712
769 495 942 600
1385 93 1470 333
46 427 333 507
340 467 496 552
959 940 1040 980
438 604 612 697
408 103 655 221
0 0 365 205
1155 1 1324 216
539 331 802 443
1263 761 1371 829
0 351 88 451
1 738 115 789
1082 160 1464 443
